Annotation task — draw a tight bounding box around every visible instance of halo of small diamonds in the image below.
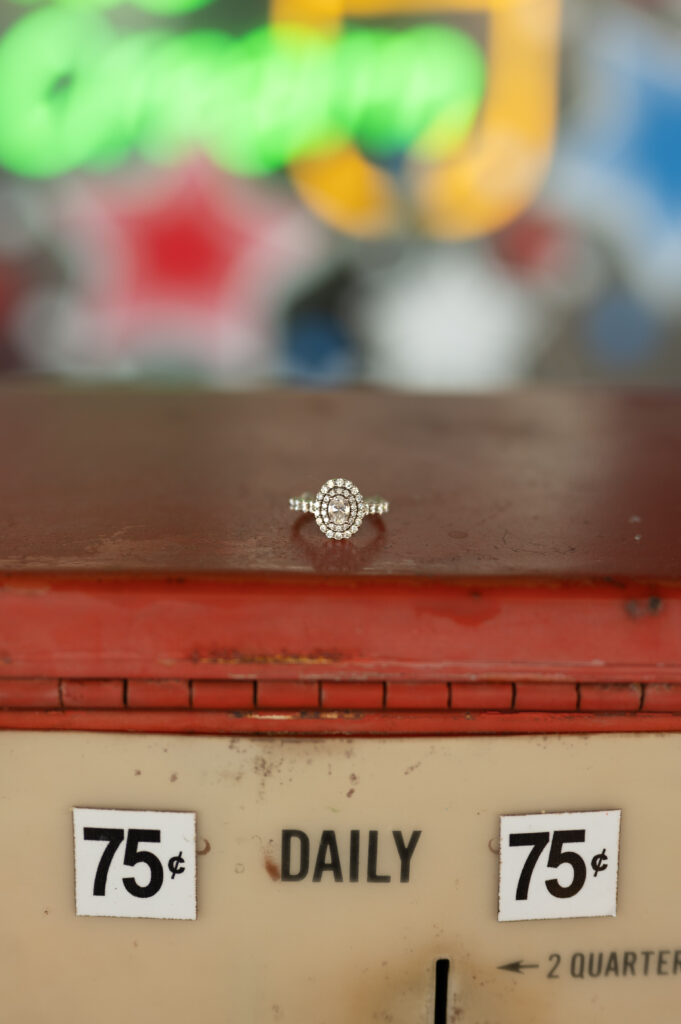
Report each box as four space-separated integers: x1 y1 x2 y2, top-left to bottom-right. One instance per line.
314 478 365 540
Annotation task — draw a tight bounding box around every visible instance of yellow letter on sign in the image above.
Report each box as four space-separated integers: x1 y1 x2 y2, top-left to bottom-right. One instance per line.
271 0 561 240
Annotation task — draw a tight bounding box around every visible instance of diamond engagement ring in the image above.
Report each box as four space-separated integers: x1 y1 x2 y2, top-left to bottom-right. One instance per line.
289 478 390 540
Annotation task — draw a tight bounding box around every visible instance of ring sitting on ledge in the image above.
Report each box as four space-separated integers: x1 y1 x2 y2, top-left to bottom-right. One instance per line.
289 478 390 540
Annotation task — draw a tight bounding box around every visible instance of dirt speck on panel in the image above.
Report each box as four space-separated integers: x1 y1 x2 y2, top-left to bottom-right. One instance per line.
254 756 273 778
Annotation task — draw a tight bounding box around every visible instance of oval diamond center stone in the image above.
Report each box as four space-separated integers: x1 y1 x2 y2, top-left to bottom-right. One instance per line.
328 496 351 526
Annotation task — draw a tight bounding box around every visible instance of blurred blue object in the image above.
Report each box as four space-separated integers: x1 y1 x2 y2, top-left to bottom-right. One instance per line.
585 292 660 369
283 310 357 385
548 4 681 311
620 77 681 220
577 20 681 222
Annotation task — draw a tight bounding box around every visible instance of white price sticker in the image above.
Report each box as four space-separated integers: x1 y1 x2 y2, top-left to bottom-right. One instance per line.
73 808 196 920
499 810 621 922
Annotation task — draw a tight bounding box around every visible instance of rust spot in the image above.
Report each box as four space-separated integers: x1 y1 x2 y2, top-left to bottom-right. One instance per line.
169 772 178 782
625 596 663 619
43 908 49 915
346 788 355 798
298 710 364 720
197 838 211 856
265 855 281 881
133 769 141 776
189 648 342 666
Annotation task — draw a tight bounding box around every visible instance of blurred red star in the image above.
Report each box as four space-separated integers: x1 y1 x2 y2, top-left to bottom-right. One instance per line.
49 161 325 374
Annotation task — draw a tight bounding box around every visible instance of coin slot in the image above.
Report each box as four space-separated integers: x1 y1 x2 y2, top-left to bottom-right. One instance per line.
434 958 450 1024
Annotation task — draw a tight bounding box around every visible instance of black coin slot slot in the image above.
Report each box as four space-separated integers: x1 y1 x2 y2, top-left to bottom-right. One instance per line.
434 958 450 1024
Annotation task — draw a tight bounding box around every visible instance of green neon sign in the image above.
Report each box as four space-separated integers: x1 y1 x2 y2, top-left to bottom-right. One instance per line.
0 11 486 178
8 0 213 18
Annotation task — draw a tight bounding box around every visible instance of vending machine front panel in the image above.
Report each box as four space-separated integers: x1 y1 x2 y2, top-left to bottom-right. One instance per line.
1 387 681 1023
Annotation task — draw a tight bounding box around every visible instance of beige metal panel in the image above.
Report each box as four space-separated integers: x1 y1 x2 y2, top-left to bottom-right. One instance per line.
1 731 680 1022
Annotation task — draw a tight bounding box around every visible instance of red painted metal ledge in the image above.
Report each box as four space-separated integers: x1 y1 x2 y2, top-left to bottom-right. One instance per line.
2 386 681 737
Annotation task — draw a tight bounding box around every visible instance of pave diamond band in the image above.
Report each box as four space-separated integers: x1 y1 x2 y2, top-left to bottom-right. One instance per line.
289 478 389 540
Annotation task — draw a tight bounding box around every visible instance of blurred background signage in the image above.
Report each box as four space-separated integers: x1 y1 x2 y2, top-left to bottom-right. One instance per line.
0 0 559 239
273 0 561 238
1 0 680 391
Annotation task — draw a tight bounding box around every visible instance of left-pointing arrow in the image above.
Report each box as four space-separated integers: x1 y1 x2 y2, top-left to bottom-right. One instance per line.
498 961 540 974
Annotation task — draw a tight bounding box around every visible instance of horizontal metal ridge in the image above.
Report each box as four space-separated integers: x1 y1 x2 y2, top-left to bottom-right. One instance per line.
1 680 681 721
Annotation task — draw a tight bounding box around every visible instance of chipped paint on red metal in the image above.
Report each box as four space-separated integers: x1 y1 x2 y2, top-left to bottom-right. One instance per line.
2 708 681 736
0 577 680 685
